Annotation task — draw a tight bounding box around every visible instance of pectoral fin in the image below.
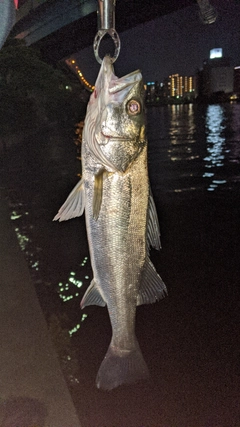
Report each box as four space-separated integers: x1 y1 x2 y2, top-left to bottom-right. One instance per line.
93 169 108 220
80 279 106 309
137 258 167 305
53 178 85 221
147 187 161 251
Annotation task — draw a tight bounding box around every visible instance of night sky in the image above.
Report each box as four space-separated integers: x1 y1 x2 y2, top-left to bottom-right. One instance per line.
74 0 240 85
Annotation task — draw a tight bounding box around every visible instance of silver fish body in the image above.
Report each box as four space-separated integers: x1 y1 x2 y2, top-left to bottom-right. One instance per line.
54 56 167 390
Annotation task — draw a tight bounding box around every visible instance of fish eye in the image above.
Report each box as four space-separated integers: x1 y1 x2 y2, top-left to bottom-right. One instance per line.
126 99 141 115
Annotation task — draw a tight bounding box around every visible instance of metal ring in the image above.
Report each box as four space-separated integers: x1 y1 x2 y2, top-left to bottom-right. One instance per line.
93 28 121 64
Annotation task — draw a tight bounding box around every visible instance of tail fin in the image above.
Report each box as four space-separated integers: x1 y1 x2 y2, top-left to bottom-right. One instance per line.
96 340 149 391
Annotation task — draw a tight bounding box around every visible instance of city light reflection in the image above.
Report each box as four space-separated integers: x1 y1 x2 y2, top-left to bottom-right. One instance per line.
204 105 227 191
169 104 197 161
11 207 41 273
57 267 89 303
166 104 200 193
56 264 90 337
69 314 88 337
14 226 29 251
10 203 91 361
10 210 23 220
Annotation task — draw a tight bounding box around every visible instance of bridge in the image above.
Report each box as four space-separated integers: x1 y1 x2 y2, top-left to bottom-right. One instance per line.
11 0 196 63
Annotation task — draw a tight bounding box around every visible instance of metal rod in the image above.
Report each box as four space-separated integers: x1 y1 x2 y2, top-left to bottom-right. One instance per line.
98 0 116 30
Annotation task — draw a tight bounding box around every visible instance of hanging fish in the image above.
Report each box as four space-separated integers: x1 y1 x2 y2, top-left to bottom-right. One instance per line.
54 56 167 390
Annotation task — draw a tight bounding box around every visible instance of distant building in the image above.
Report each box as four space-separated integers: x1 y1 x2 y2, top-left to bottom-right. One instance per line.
209 48 222 59
145 81 167 104
233 66 240 97
168 74 196 100
210 67 234 93
145 75 196 104
197 48 234 100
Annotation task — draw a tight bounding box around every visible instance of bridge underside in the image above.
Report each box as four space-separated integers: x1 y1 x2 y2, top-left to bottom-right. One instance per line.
12 0 196 63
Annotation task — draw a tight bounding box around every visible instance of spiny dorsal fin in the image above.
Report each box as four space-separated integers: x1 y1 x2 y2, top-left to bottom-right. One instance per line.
147 187 161 251
137 258 167 306
53 178 85 222
80 279 106 309
93 169 108 220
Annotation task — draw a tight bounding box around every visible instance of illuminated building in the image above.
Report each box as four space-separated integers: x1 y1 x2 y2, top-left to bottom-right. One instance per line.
197 48 234 100
145 81 167 104
168 74 196 99
145 75 196 105
210 48 222 59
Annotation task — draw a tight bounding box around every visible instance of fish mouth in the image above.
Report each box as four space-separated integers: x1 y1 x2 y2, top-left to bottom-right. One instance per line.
101 131 134 143
96 132 130 149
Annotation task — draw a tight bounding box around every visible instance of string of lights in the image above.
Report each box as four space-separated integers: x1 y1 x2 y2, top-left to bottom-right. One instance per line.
65 58 95 92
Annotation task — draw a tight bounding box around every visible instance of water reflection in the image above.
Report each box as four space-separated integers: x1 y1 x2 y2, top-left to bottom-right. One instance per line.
10 204 39 270
69 313 88 337
158 103 201 194
57 266 90 336
204 105 227 191
169 104 198 162
228 104 240 167
10 201 90 308
204 105 225 165
58 269 85 302
147 103 240 195
9 201 90 386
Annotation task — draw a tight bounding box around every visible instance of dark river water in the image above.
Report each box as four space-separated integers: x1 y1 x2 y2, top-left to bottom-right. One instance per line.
1 103 240 427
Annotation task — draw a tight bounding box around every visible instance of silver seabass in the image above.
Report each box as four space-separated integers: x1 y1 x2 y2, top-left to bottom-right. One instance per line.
54 56 167 390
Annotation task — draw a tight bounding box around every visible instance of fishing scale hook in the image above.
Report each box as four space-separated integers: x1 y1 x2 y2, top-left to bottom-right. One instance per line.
94 0 121 64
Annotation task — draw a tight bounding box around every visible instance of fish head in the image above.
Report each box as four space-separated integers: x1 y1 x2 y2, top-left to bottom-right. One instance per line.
86 57 146 173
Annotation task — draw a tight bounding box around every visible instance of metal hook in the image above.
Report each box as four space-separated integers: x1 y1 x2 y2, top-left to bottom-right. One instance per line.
93 0 121 64
94 28 120 64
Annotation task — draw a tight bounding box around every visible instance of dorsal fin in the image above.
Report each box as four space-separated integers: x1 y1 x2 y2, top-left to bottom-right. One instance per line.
147 187 161 251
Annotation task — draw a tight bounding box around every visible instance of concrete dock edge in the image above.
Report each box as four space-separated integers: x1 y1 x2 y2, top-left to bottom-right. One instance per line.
0 189 82 427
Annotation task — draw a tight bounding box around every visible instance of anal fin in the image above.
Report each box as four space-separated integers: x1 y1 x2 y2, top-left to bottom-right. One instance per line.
80 279 106 309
